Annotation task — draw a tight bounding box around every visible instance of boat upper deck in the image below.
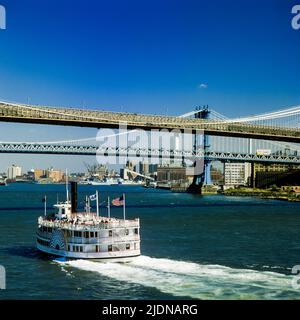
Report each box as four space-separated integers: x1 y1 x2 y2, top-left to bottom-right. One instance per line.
38 213 140 231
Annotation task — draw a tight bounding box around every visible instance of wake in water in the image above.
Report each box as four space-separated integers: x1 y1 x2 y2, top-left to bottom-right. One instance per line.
57 256 300 299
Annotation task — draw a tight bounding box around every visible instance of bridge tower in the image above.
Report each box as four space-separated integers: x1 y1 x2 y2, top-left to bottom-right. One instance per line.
188 106 212 193
195 105 212 185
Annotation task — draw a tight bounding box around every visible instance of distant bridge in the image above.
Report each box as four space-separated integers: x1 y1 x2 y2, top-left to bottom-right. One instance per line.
1 101 300 143
0 142 300 164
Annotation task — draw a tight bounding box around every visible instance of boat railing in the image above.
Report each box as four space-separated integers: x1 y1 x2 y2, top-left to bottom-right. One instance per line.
38 216 140 230
67 235 140 245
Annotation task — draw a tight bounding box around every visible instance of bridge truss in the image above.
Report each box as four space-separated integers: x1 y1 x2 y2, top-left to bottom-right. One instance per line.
0 142 300 165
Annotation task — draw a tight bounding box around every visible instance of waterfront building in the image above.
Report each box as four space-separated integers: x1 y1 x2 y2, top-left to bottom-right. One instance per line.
224 162 251 187
95 165 108 179
125 161 135 171
7 165 22 180
281 186 300 193
34 169 46 181
120 168 129 180
120 161 135 181
138 161 149 175
211 166 224 185
149 164 158 174
253 163 299 173
157 165 192 183
252 163 300 188
120 161 156 181
48 169 64 183
85 163 108 179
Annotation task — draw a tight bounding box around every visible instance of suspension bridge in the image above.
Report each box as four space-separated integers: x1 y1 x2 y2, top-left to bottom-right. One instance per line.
0 101 300 142
0 100 300 188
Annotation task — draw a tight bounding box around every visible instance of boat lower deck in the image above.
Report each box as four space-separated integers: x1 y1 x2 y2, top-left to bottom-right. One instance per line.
37 242 141 260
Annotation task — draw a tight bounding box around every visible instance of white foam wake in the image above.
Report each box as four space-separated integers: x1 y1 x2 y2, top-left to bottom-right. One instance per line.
59 256 300 299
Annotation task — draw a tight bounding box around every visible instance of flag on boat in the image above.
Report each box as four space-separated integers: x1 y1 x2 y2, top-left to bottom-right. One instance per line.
112 195 124 206
89 194 97 201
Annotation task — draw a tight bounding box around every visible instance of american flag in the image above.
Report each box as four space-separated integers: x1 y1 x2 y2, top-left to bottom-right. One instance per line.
89 194 97 201
112 195 124 206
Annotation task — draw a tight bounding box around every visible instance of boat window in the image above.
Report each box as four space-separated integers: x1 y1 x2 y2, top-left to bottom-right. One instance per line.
79 247 83 252
84 231 89 238
90 232 94 238
37 238 49 247
95 232 98 238
126 244 130 250
134 228 139 235
125 229 129 236
109 230 113 237
108 245 112 252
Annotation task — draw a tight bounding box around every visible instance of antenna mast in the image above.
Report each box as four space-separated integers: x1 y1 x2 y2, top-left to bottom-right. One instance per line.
107 196 111 218
123 193 126 221
65 169 69 202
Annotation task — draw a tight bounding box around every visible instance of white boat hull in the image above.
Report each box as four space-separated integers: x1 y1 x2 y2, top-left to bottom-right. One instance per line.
37 242 140 260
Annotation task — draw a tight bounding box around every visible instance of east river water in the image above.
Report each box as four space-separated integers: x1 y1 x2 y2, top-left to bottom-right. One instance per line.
0 183 300 299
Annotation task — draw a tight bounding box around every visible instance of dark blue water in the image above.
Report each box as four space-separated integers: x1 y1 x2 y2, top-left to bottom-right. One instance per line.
0 183 300 299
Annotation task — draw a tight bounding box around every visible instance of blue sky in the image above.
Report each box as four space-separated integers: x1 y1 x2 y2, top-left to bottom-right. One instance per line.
0 0 299 172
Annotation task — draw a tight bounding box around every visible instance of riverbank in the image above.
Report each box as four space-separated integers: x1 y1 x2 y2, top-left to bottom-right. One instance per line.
224 187 300 202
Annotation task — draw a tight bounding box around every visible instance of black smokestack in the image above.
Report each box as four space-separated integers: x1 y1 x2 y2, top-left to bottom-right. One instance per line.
71 182 78 213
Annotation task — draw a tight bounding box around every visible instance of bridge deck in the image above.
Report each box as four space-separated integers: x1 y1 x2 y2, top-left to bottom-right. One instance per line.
0 102 300 143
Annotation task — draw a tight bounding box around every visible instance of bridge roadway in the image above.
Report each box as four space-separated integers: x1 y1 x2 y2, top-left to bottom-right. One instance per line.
0 142 299 164
1 102 300 143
